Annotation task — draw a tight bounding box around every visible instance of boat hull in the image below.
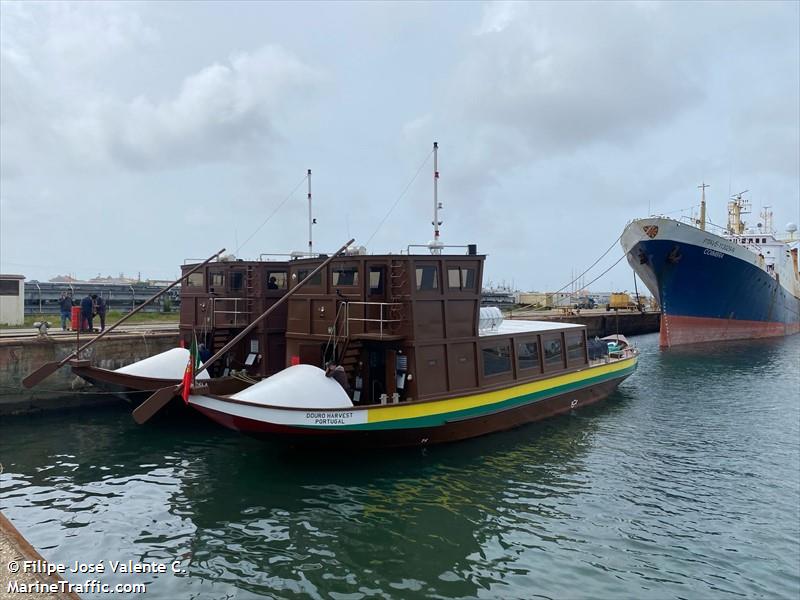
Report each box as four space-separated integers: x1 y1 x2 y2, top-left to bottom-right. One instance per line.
70 363 251 405
622 218 800 347
189 356 637 448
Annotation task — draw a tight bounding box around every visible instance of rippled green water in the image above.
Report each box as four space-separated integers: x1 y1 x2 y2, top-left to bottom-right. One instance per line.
1 333 799 599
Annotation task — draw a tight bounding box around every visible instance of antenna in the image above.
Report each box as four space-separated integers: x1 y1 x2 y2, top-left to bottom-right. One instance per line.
697 182 709 231
307 169 313 255
430 141 443 255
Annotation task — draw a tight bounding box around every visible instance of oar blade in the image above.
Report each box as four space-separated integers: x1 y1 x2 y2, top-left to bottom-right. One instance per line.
21 362 62 389
132 386 180 424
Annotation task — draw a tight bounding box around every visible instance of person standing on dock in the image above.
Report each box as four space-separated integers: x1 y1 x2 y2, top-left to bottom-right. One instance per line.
80 294 94 332
58 292 73 331
95 294 107 332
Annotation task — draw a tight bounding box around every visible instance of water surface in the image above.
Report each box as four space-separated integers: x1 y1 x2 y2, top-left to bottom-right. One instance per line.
1 333 798 599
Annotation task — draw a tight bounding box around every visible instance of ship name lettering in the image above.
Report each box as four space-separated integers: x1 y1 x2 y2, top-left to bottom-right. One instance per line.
702 238 735 254
305 411 353 425
703 248 724 259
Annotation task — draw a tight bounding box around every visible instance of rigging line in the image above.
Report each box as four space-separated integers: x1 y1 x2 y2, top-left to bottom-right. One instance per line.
515 234 623 313
365 149 434 248
235 174 309 255
573 253 627 292
552 232 623 295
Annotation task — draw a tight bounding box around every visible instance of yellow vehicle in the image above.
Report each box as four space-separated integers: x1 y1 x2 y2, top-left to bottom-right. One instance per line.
606 292 644 312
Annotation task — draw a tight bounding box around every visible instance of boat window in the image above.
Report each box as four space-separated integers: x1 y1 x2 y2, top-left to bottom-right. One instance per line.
543 337 564 369
482 342 511 376
517 340 540 371
296 268 322 287
369 268 384 294
332 265 359 287
210 272 225 291
267 271 287 290
230 270 245 291
416 265 439 291
186 273 204 288
566 331 586 363
446 267 477 291
448 268 461 288
461 267 476 291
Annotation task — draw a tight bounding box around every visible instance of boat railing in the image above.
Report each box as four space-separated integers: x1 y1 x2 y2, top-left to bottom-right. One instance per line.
212 297 251 327
345 302 404 338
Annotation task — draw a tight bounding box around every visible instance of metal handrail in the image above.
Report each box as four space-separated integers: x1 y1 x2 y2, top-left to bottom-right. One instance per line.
345 301 403 338
212 297 251 327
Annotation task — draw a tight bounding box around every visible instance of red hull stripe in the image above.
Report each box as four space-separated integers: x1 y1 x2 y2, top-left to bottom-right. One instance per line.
660 314 800 347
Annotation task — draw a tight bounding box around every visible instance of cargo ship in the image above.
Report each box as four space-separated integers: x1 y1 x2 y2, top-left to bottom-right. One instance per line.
621 187 800 347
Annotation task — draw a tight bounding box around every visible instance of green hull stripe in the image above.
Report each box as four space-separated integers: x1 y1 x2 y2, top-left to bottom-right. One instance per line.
306 362 637 431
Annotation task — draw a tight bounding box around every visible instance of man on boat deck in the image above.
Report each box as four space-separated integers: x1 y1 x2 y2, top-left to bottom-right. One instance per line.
325 362 351 397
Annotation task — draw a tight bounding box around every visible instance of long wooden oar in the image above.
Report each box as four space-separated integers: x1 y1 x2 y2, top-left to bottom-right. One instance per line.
132 238 356 424
22 248 226 389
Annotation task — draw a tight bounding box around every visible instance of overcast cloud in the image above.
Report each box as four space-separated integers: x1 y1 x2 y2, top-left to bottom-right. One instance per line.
1 1 798 293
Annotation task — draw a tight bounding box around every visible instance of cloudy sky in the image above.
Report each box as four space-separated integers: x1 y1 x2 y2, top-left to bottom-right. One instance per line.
1 1 798 292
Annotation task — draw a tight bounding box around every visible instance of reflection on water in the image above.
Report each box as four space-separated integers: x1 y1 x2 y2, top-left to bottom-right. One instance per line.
1 333 798 599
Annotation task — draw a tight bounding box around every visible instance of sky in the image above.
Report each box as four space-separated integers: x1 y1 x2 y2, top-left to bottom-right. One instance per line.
1 0 798 293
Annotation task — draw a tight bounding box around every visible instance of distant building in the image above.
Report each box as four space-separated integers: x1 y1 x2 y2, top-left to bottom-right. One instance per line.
0 274 25 325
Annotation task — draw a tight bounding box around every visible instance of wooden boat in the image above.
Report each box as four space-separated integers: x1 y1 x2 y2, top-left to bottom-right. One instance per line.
68 258 290 403
184 249 638 448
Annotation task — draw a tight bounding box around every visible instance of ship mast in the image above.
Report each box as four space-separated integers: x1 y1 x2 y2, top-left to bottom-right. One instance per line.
430 141 443 255
727 190 750 235
760 206 773 235
697 182 709 231
307 168 313 255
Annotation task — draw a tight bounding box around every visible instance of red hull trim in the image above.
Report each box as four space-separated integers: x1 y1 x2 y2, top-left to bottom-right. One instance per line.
659 314 800 347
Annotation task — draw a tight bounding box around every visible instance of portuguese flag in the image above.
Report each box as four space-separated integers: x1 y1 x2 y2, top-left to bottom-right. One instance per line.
181 332 199 404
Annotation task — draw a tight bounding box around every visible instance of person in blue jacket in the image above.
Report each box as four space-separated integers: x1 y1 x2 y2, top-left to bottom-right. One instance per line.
59 292 73 331
80 294 94 332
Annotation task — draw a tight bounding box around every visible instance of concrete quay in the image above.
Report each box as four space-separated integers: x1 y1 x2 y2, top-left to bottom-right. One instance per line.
0 330 178 415
0 512 80 600
506 309 661 338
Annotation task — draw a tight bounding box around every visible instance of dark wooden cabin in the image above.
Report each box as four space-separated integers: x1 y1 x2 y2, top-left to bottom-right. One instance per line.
285 250 589 405
179 259 289 378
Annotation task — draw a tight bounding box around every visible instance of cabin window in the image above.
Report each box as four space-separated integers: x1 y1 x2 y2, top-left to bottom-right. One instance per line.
369 268 384 294
543 337 564 369
415 265 439 291
267 271 287 290
296 269 322 286
0 280 19 295
448 268 461 288
482 342 511 376
186 273 204 288
332 265 359 287
517 340 540 371
210 272 225 290
447 267 477 291
566 331 586 363
230 270 245 291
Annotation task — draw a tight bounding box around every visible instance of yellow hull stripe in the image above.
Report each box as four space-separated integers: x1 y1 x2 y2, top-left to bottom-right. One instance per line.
366 356 637 424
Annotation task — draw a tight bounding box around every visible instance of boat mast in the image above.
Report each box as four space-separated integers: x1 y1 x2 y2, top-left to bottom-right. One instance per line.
307 168 313 255
430 141 443 255
698 182 709 231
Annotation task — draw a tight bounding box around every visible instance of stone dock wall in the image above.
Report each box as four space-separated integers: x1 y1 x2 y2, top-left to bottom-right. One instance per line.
0 332 178 415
